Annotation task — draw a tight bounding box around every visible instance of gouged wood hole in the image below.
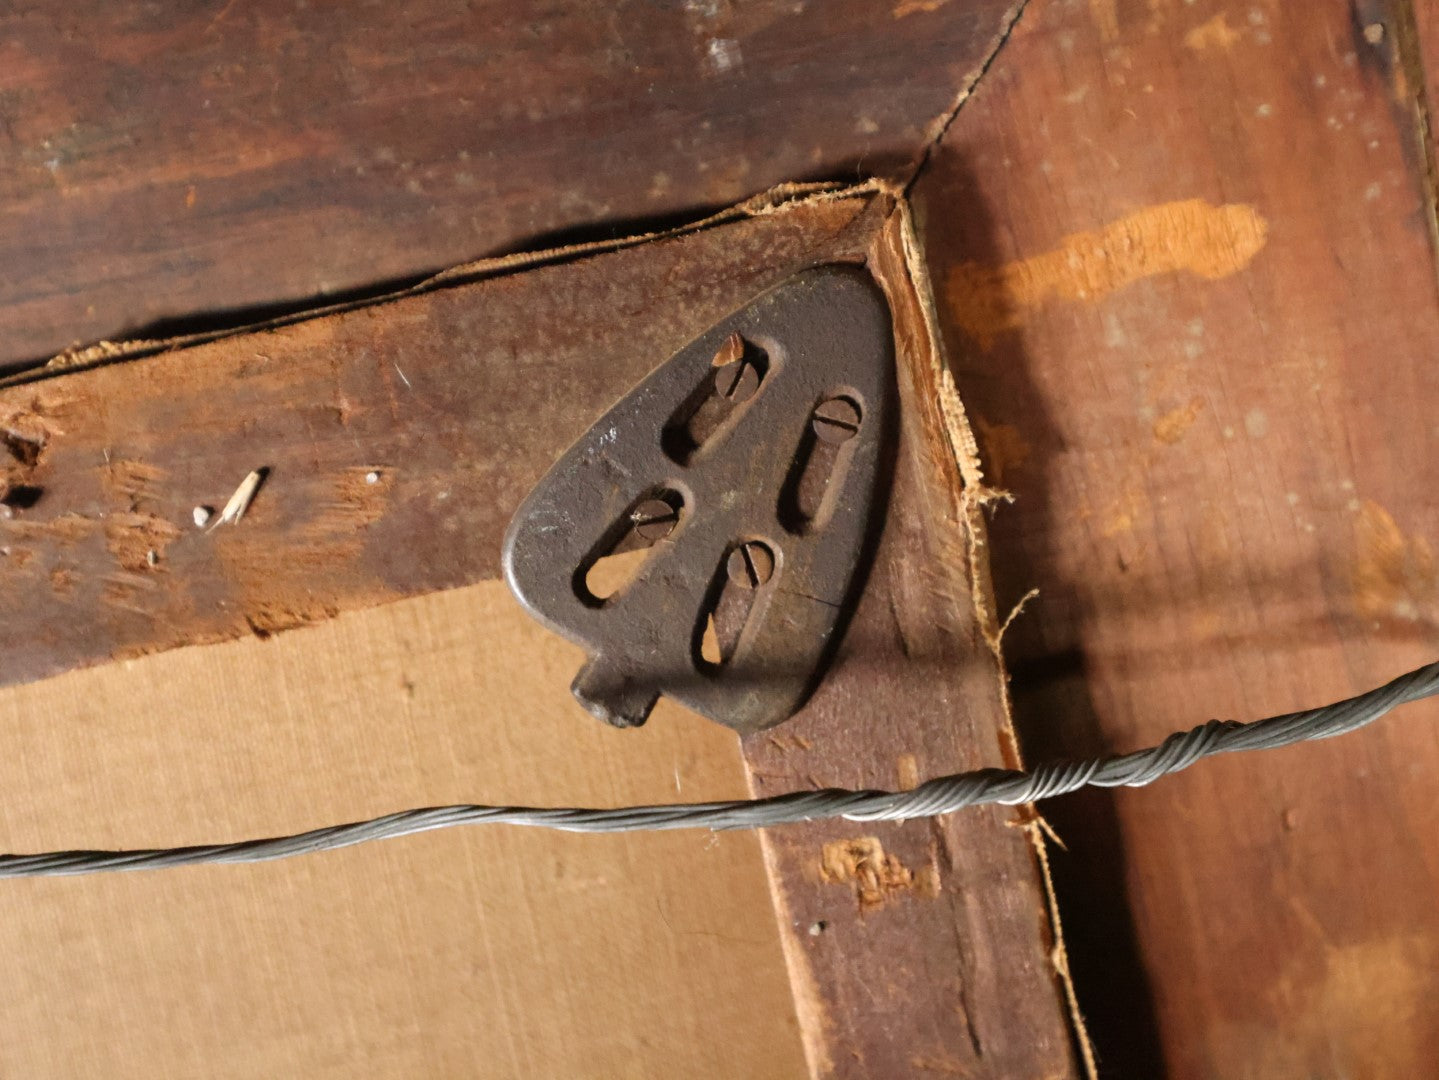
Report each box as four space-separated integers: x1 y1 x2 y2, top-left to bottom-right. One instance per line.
819 836 942 913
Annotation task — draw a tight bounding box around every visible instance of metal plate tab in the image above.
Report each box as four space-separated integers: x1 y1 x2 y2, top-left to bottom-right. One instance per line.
502 265 895 734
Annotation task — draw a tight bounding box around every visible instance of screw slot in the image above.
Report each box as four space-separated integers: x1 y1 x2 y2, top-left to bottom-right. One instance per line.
661 333 769 465
713 332 761 404
631 498 679 541
696 540 778 672
778 392 866 535
811 396 861 444
576 489 685 605
726 541 775 589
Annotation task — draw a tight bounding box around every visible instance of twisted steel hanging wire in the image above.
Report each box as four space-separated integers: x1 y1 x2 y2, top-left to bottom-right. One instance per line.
0 659 1435 878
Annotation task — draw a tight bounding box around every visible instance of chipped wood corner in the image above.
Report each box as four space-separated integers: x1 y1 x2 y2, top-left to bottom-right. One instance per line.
866 189 1100 1079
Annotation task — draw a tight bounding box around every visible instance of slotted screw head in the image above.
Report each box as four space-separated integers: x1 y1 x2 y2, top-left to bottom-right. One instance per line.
631 498 679 541
712 333 759 403
811 397 862 444
726 541 774 589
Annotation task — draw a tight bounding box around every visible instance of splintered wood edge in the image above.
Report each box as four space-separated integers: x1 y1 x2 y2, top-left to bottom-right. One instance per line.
866 195 1098 1077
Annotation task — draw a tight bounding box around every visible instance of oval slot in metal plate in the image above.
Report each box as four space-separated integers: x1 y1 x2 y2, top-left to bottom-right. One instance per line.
502 264 896 735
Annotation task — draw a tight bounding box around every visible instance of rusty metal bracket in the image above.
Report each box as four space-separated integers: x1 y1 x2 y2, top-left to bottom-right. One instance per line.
502 265 895 734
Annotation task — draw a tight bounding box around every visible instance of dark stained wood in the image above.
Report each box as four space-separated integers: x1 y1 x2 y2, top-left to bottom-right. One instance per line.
0 192 1080 1077
916 0 1439 1075
739 215 1079 1079
0 0 1015 369
0 194 882 685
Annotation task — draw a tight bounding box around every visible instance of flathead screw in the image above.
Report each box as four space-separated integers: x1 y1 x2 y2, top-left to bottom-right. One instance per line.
631 498 679 541
811 397 862 444
726 541 774 589
712 332 759 403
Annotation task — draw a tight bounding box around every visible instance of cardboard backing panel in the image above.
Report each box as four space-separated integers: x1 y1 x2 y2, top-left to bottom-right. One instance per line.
0 580 804 1079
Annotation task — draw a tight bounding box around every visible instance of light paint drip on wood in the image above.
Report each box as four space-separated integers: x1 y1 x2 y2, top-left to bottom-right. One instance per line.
946 199 1269 349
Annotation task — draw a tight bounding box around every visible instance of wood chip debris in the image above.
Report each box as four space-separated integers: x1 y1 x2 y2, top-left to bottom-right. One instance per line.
208 469 265 531
710 330 745 366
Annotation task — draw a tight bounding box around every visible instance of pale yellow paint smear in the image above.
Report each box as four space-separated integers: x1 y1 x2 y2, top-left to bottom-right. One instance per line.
1352 500 1436 620
1153 396 1204 445
947 199 1268 349
1211 933 1438 1079
1184 13 1241 52
892 0 946 17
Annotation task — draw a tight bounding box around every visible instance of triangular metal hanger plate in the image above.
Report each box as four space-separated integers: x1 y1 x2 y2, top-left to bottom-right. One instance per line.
503 265 896 735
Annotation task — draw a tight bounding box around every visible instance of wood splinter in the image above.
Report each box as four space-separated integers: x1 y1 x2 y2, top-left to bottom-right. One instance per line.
207 469 266 531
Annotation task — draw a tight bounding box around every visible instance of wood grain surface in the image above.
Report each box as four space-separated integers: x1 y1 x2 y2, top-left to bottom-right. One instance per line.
14 0 1439 1071
738 214 1078 1079
915 0 1439 1075
0 196 883 687
0 0 1014 368
0 191 1080 1077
